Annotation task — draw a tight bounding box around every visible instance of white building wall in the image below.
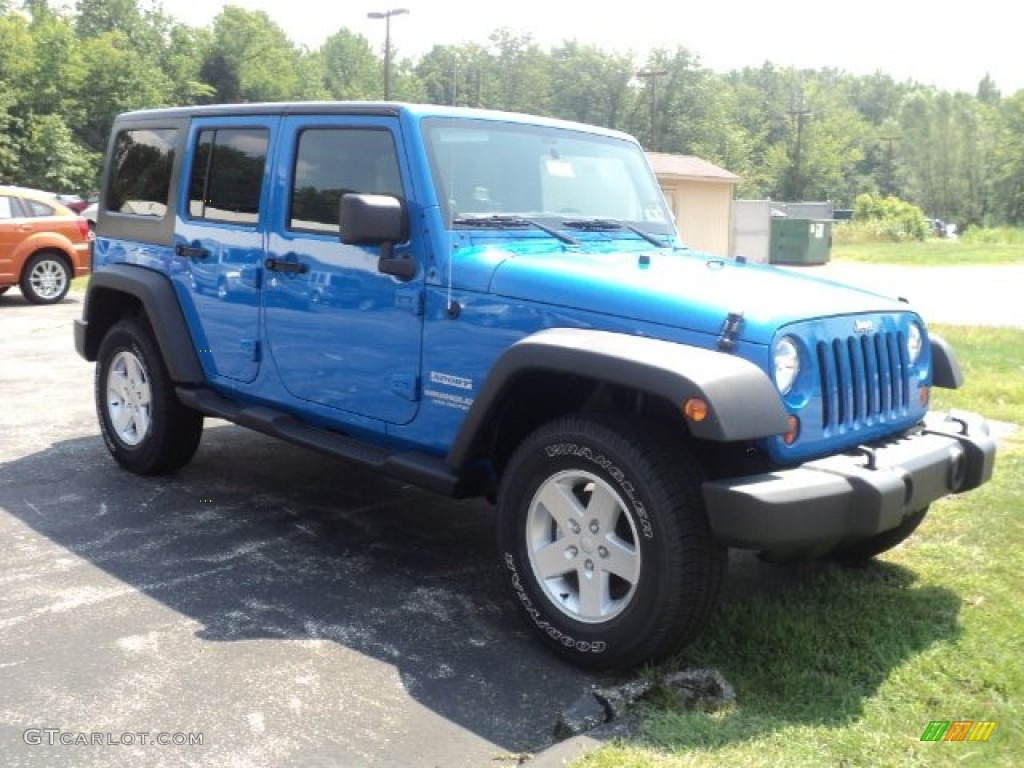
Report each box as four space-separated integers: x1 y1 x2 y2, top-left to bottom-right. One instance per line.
731 199 772 263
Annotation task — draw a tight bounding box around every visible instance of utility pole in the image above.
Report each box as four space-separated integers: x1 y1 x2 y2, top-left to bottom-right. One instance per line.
880 135 900 196
367 8 409 100
637 69 667 151
452 55 458 106
787 93 812 201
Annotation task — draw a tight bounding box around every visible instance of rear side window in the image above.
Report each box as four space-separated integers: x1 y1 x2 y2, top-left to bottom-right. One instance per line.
289 128 402 233
0 196 14 219
24 199 56 217
188 128 269 226
107 128 177 217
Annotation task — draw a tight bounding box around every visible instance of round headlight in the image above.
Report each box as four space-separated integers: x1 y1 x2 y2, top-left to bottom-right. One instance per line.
774 336 800 395
907 323 923 365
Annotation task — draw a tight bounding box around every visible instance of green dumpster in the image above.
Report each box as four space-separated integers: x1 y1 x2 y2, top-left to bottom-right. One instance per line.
769 218 832 265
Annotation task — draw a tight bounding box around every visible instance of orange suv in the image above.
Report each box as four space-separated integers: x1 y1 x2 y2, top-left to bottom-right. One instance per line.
0 186 91 304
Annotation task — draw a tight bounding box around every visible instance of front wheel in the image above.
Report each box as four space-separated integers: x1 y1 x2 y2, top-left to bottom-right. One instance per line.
497 414 725 669
95 318 204 475
828 507 929 563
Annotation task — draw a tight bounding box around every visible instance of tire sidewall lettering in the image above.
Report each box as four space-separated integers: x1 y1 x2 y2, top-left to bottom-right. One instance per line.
503 553 607 654
543 441 655 539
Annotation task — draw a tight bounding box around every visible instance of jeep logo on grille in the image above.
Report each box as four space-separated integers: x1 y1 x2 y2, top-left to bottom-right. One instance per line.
853 319 875 334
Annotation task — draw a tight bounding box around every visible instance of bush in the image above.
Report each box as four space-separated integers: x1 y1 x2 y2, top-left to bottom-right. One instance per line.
833 220 909 244
851 193 927 241
959 226 1024 245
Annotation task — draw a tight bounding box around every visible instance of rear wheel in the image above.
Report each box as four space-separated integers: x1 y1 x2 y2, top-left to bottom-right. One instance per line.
20 251 71 304
95 318 204 475
497 414 725 669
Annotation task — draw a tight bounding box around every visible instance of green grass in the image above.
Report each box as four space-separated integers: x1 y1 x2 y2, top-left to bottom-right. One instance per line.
959 227 1024 246
833 240 1024 266
929 325 1024 425
575 325 1024 768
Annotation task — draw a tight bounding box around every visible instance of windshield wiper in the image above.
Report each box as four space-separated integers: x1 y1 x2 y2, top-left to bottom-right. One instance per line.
562 218 667 248
452 215 579 245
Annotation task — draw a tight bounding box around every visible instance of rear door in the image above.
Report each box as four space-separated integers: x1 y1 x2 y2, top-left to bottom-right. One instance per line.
174 117 277 383
263 114 424 425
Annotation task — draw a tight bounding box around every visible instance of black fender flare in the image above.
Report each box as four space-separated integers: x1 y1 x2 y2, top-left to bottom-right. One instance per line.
447 328 790 468
929 334 963 389
73 264 205 384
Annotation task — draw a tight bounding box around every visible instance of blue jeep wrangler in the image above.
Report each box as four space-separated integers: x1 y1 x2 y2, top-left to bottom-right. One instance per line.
75 102 996 669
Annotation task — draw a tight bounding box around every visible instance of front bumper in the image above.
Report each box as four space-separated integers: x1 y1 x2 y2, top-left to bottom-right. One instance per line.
703 412 996 550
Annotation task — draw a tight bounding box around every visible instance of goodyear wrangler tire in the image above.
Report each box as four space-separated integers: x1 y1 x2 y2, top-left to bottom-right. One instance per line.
96 318 204 475
497 414 725 669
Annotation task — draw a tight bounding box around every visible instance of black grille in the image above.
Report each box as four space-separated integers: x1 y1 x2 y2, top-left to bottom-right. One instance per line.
816 331 909 431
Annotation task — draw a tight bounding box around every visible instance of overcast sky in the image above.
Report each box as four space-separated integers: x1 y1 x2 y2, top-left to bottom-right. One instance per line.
161 0 1020 95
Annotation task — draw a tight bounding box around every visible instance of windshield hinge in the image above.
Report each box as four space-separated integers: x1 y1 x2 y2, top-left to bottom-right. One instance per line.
395 286 424 316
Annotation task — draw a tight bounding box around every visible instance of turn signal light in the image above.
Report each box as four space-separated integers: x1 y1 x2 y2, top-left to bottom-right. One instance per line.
783 415 800 445
919 386 930 407
683 398 708 422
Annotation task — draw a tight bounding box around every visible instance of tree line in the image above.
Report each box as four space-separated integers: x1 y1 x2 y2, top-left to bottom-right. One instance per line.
2 0 1022 227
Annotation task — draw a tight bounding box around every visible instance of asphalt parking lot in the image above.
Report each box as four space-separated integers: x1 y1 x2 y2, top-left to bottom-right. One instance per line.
1 264 1018 767
1 291 609 767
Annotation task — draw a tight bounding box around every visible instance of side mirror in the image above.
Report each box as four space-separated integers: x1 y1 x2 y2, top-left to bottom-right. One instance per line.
339 193 414 280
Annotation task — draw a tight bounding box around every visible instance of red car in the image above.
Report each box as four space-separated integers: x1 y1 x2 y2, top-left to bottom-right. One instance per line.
60 197 86 213
0 186 91 304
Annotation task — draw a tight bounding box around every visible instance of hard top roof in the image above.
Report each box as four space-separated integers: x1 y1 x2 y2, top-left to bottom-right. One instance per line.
114 101 635 141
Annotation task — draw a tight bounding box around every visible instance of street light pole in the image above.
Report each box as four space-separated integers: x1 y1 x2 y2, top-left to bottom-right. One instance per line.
636 70 667 151
367 8 409 100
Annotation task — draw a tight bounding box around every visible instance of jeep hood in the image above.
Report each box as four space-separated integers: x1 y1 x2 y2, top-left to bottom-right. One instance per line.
484 244 909 345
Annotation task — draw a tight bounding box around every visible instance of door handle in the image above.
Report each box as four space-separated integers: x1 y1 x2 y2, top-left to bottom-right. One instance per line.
265 258 308 274
175 244 208 259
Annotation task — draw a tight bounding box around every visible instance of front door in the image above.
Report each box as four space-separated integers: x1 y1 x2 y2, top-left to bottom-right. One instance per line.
263 115 423 425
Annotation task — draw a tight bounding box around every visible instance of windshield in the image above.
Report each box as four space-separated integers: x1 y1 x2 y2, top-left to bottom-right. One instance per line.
422 117 675 236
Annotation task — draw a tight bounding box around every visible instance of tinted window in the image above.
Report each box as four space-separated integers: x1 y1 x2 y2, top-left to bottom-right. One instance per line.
25 199 56 217
188 128 269 226
107 128 177 217
289 128 402 233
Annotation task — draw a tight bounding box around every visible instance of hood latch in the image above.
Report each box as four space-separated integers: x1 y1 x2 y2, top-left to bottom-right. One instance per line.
717 311 745 352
